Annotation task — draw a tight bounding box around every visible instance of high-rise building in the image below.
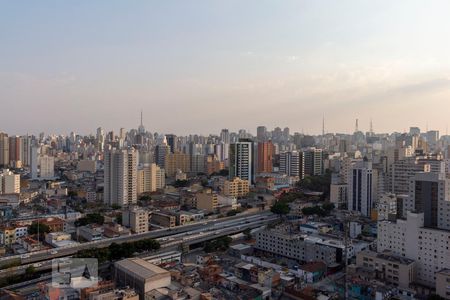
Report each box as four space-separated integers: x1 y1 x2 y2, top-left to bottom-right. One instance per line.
0 133 9 167
154 142 170 168
404 172 450 230
279 151 303 178
378 212 450 287
165 152 190 177
229 140 254 185
39 155 55 179
257 141 274 173
220 129 230 144
0 169 20 194
256 126 267 142
303 148 323 176
104 148 137 207
8 136 22 167
347 159 373 217
165 134 177 153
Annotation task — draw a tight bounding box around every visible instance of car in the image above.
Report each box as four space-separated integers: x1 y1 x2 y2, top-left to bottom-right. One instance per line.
20 254 30 259
50 250 58 255
33 263 42 268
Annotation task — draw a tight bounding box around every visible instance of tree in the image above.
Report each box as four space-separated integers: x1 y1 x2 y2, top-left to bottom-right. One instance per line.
68 190 77 198
28 222 51 235
111 204 121 210
243 228 252 240
270 201 290 217
173 180 189 188
75 213 105 227
25 265 36 276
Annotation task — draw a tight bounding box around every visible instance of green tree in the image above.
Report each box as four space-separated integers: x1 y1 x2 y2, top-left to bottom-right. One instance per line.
270 201 290 217
243 228 252 240
25 265 36 276
28 222 51 237
111 204 121 210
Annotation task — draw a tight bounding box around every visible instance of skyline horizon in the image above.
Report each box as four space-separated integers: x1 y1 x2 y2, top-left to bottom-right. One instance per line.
3 1 450 136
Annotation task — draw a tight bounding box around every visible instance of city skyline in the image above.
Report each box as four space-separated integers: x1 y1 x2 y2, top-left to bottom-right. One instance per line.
2 1 450 135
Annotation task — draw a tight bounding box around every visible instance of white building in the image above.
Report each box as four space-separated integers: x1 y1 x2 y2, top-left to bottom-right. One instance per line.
378 212 450 287
104 148 137 207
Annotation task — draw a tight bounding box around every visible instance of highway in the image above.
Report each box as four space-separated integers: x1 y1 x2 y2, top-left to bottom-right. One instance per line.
0 211 276 279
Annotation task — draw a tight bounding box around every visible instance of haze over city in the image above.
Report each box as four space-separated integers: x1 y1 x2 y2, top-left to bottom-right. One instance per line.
2 1 450 135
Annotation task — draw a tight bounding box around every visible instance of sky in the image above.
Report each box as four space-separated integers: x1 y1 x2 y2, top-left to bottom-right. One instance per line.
2 0 450 136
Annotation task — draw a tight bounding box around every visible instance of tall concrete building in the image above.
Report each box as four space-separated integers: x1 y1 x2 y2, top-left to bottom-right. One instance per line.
8 136 22 167
303 148 323 176
0 132 9 167
279 151 303 178
165 152 190 177
154 143 170 168
257 141 274 173
229 140 254 185
137 163 165 194
404 172 450 230
39 155 55 179
256 126 267 142
378 212 450 287
220 129 230 144
0 169 20 194
104 148 137 207
165 134 177 153
347 159 373 217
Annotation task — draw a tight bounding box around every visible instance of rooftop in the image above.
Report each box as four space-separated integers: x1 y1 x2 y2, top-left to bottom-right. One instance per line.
115 258 170 282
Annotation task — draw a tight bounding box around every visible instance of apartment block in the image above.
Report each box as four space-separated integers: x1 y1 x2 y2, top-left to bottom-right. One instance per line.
222 177 249 198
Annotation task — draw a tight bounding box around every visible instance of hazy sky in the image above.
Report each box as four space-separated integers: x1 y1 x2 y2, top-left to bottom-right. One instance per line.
2 1 450 136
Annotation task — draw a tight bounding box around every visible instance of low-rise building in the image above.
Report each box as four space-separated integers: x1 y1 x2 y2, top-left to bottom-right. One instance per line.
114 258 171 299
122 207 149 234
77 225 103 241
222 177 249 198
195 189 218 213
356 250 416 289
45 232 78 248
436 269 450 299
151 211 176 228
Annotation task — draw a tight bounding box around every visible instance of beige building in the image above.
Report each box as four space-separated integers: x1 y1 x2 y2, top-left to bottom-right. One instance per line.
122 207 148 234
436 269 450 299
114 258 171 299
104 148 137 207
39 155 55 179
77 160 96 173
151 211 176 228
137 163 165 195
1 169 20 194
222 177 249 198
356 250 415 289
165 153 190 177
196 189 218 213
329 183 347 209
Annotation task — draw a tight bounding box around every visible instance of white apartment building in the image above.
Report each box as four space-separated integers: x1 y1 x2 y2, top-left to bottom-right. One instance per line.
0 169 20 194
255 227 363 266
378 212 450 287
104 148 137 207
